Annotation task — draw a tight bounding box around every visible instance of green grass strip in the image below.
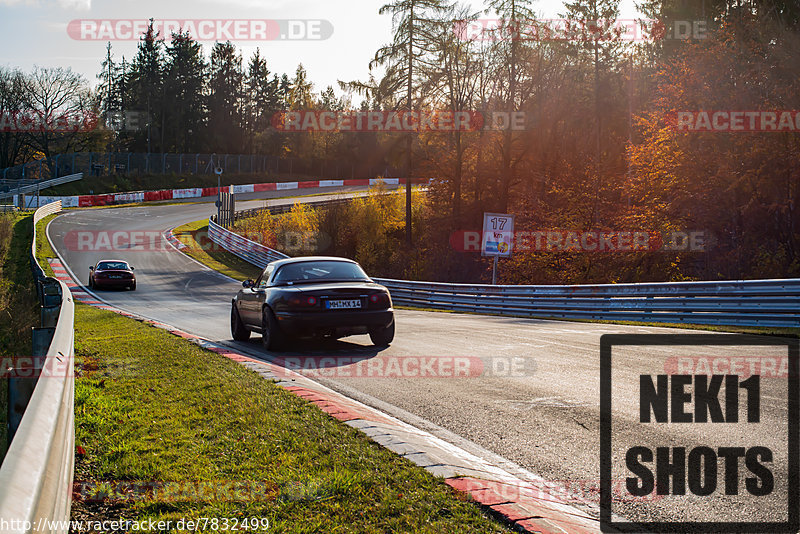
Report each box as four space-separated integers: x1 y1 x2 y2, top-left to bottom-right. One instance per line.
171 219 261 282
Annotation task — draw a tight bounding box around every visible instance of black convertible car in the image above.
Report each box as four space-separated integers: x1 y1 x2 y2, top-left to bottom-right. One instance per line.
89 259 136 290
231 257 395 350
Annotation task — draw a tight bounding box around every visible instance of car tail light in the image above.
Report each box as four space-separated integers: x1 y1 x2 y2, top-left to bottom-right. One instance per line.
288 295 318 308
368 292 390 308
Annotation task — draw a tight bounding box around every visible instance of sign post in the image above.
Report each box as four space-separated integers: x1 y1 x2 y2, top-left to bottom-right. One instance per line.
213 154 224 224
481 212 515 285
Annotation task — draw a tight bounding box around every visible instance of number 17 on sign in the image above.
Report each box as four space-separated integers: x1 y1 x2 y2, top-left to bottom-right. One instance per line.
481 212 515 285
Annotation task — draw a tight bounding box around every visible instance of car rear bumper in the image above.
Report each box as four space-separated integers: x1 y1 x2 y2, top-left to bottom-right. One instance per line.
275 308 393 336
94 278 134 287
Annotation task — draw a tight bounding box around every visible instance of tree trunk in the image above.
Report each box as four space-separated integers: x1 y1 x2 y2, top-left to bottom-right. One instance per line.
405 1 415 246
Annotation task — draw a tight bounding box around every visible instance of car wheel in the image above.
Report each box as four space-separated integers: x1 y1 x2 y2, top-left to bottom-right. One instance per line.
130 281 136 291
369 318 395 346
261 307 284 350
88 277 93 289
231 305 251 341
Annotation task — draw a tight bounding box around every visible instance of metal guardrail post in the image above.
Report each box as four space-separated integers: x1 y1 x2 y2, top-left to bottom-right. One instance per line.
40 278 63 327
7 326 54 445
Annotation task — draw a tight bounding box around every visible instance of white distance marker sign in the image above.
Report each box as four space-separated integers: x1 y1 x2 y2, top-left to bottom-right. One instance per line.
481 212 515 257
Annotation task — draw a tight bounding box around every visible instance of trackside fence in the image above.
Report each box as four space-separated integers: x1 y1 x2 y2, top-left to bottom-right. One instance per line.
0 201 75 533
207 201 800 328
1 152 403 181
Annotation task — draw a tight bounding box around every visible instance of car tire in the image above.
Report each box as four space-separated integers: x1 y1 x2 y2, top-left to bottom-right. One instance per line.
261 307 284 351
88 277 93 289
369 318 395 346
129 282 136 291
231 305 250 341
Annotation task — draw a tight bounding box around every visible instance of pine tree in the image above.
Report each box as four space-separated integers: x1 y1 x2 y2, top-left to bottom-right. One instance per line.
127 19 165 153
208 41 244 153
164 29 206 152
97 42 121 130
245 49 280 153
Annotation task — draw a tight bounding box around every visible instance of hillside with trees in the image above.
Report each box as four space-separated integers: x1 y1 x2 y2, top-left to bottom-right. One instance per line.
2 1 798 283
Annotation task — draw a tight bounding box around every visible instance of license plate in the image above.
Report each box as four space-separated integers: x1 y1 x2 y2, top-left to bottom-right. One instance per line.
326 299 361 309
110 275 122 279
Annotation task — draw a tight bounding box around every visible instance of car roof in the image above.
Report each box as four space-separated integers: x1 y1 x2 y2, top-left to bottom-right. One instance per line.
96 259 130 266
267 256 358 268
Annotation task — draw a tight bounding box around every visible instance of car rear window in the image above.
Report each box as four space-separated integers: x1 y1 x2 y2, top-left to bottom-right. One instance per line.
97 261 129 270
273 261 369 284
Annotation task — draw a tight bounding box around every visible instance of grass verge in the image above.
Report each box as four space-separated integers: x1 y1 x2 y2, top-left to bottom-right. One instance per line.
35 212 60 277
0 212 40 455
71 304 510 533
172 219 261 281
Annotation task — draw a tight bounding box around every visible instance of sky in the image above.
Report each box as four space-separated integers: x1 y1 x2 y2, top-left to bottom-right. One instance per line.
0 0 639 97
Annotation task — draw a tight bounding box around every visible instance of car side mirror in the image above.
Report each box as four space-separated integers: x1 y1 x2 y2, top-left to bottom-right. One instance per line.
89 266 94 271
243 279 254 288
130 266 134 270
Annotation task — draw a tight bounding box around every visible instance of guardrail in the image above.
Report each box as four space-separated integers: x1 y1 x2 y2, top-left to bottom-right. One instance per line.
207 200 800 328
0 174 83 202
373 278 800 327
0 201 75 533
30 201 62 283
208 217 289 268
226 196 366 225
207 194 375 267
